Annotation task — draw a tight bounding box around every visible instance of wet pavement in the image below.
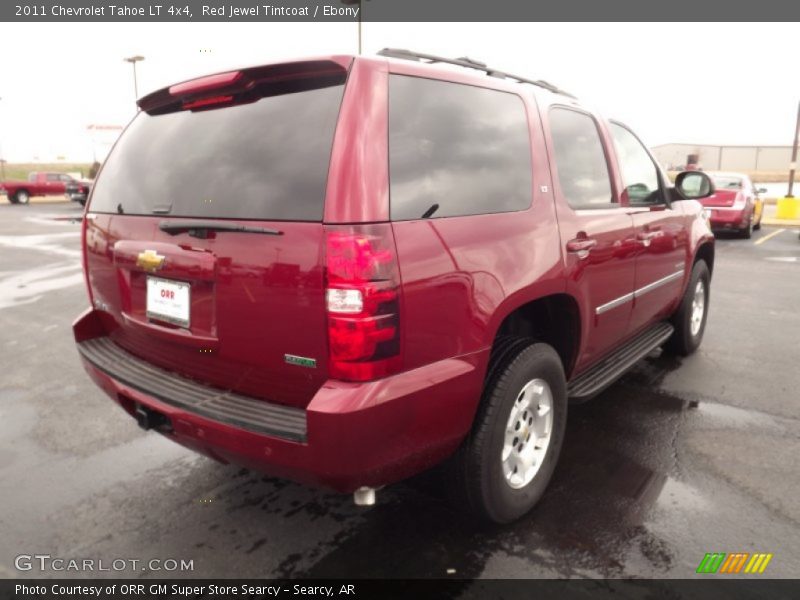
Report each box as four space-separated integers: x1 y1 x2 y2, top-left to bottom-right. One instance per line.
1 203 799 580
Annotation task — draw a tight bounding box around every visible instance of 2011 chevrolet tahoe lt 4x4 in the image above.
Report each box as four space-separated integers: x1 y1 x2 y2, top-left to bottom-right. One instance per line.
73 50 716 523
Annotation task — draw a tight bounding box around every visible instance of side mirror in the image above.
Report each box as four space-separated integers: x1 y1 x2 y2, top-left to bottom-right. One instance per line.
674 171 715 200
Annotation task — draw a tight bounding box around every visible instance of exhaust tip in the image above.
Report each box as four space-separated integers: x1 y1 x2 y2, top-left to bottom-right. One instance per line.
353 486 376 506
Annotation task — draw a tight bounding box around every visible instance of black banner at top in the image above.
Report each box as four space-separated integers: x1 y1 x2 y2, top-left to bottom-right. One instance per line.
3 0 800 22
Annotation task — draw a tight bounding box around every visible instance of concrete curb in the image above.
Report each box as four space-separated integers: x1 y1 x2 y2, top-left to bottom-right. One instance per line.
762 218 800 229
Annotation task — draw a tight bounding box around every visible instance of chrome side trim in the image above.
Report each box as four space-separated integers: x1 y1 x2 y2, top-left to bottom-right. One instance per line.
634 269 684 298
706 205 746 212
595 269 684 315
596 292 634 315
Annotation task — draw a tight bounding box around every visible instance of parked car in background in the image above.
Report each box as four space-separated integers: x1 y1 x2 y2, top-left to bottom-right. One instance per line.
0 171 78 205
73 50 717 523
701 172 766 238
65 179 93 206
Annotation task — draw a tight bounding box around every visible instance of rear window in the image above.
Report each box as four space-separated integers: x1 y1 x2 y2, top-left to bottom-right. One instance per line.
388 75 532 221
89 81 345 221
712 176 743 189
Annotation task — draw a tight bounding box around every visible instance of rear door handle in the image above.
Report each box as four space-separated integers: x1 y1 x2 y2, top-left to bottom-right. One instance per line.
566 238 597 259
636 229 664 247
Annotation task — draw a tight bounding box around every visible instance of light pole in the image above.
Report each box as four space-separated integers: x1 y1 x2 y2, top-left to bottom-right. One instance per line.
123 55 145 112
341 0 365 55
787 100 799 198
0 96 5 181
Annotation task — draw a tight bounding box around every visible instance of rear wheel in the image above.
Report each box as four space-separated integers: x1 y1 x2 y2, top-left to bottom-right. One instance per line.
739 212 753 238
14 190 30 205
665 260 710 356
448 339 567 524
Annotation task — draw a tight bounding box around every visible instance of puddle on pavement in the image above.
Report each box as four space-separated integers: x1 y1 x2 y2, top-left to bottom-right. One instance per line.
24 214 84 226
695 401 782 430
276 355 699 578
0 262 84 310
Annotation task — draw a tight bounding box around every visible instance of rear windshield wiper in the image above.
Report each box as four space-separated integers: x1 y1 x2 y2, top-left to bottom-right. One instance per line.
159 220 283 238
421 203 440 219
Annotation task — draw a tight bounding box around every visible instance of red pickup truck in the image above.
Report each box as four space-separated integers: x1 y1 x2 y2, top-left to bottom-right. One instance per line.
1 171 77 204
73 51 717 523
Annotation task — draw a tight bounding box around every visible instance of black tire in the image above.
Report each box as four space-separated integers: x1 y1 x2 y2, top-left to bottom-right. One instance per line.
665 260 710 356
14 190 31 205
448 339 567 524
753 214 762 231
739 212 753 239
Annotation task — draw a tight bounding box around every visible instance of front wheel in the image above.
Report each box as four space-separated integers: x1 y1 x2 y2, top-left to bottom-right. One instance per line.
665 260 710 356
449 340 567 524
14 190 31 205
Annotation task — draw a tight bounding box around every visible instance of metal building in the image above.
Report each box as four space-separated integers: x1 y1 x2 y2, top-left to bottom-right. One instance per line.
651 144 793 172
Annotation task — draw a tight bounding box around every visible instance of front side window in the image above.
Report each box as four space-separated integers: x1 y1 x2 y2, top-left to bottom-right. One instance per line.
609 123 662 206
388 75 532 220
549 108 614 209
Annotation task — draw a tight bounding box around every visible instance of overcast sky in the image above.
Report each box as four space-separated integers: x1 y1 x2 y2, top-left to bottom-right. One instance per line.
0 21 798 162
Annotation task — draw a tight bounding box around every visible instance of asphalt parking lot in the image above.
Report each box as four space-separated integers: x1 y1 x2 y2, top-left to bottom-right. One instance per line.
1 202 799 579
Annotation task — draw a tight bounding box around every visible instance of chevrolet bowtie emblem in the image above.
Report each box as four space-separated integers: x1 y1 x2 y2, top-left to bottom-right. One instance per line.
136 249 165 272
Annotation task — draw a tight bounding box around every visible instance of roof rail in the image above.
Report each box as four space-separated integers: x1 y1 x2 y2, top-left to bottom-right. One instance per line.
377 48 575 98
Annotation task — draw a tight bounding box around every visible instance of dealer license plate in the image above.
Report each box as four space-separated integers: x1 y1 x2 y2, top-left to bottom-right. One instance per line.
146 276 190 328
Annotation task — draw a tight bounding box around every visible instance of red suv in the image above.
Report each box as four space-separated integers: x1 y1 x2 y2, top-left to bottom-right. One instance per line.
74 50 716 523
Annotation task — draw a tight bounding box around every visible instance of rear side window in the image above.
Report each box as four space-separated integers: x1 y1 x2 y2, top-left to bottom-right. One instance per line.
549 108 614 209
89 81 345 221
388 75 532 221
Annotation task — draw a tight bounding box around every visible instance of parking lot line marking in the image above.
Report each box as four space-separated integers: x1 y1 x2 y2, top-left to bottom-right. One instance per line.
754 229 785 245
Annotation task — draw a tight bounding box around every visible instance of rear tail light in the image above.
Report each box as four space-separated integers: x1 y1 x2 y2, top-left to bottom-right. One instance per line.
325 224 402 381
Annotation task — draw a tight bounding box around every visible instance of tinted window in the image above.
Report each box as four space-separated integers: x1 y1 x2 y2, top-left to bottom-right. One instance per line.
712 175 743 190
46 173 60 182
389 76 532 221
89 82 345 221
609 123 662 205
549 108 613 209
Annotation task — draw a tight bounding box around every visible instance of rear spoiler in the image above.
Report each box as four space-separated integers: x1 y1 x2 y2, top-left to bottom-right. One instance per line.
138 57 353 115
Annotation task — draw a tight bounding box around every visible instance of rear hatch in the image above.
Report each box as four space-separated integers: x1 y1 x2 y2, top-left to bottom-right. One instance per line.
84 60 350 409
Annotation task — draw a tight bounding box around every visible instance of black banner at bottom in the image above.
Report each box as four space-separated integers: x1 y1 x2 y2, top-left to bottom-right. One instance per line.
3 579 799 600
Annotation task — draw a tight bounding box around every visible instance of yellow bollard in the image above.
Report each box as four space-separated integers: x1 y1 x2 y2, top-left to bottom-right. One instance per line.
775 196 800 220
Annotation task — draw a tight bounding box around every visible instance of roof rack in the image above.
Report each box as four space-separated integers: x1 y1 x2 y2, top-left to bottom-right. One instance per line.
377 48 575 99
